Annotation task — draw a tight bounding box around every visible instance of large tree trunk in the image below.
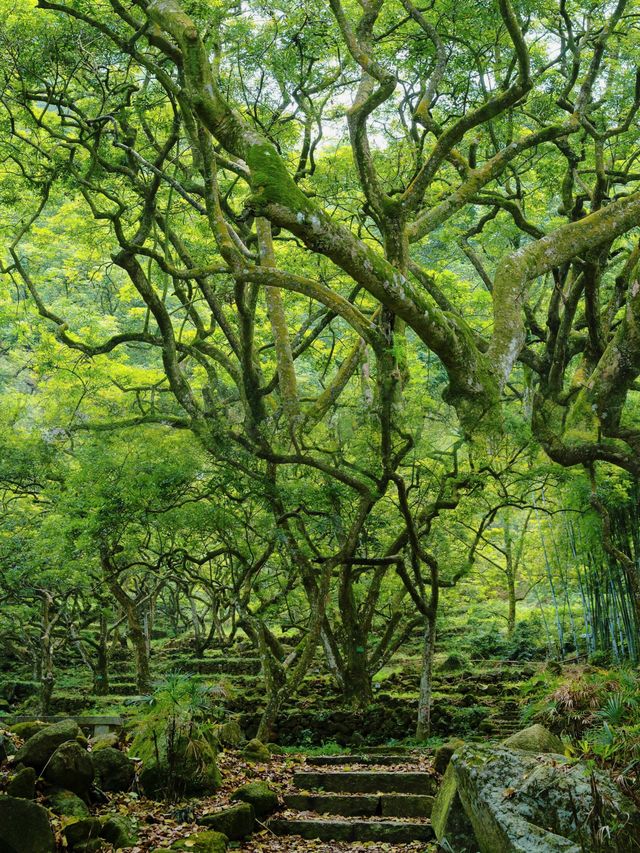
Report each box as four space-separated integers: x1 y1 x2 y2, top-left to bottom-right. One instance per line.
342 646 373 710
109 583 151 692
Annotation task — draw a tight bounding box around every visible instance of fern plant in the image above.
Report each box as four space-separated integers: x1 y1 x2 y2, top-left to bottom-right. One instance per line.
598 694 628 727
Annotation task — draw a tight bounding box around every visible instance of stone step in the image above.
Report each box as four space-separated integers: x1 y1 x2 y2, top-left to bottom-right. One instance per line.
293 771 437 795
268 818 434 843
174 657 261 676
362 745 416 754
306 754 420 767
284 793 378 817
284 792 434 818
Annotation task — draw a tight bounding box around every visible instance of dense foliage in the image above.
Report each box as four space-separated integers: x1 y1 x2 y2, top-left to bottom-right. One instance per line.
0 0 639 749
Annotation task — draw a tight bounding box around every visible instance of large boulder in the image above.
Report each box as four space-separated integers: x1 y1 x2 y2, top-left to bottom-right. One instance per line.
14 719 81 770
431 761 477 853
198 803 254 839
503 724 565 755
44 740 94 795
0 796 56 853
92 746 135 792
443 743 640 853
230 781 279 819
6 765 37 798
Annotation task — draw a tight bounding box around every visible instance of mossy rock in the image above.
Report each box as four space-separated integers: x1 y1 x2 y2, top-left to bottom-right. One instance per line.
89 732 119 751
15 719 81 771
439 653 468 672
503 724 564 755
100 814 138 848
216 720 244 748
230 781 279 819
434 738 465 775
9 721 48 740
242 738 270 762
45 788 90 817
92 746 134 792
431 762 477 852
0 732 16 762
167 830 228 852
72 841 104 853
452 743 640 852
267 742 285 754
44 740 94 795
198 802 254 839
6 764 36 799
0 796 56 852
63 816 101 847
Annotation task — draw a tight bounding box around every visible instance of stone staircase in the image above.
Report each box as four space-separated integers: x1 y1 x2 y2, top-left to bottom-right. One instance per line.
269 752 436 844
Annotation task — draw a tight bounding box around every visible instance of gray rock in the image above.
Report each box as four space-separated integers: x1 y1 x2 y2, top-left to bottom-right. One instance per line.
14 719 80 770
452 743 640 852
44 740 94 795
0 796 56 852
6 765 37 798
92 746 134 791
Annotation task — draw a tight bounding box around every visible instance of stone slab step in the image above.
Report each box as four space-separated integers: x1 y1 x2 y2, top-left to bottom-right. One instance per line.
361 745 416 754
175 657 261 675
268 818 434 843
284 792 434 818
284 793 378 817
293 771 436 795
306 754 419 766
381 794 434 818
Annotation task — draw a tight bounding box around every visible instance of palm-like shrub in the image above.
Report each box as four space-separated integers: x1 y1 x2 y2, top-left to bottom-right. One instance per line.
128 674 223 800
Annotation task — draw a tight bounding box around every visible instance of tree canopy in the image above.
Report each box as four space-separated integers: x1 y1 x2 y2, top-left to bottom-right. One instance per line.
0 0 639 741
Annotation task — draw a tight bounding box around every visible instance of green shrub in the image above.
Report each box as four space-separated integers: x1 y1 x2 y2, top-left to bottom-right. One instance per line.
588 650 612 668
128 674 223 800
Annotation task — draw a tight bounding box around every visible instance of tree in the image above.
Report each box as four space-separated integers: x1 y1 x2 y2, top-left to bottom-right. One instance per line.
2 0 640 737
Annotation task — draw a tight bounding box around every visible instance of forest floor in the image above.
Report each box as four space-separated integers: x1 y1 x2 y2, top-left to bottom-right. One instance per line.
95 751 438 852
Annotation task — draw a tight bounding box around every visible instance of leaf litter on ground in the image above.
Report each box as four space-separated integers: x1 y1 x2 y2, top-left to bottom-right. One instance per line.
93 749 437 851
